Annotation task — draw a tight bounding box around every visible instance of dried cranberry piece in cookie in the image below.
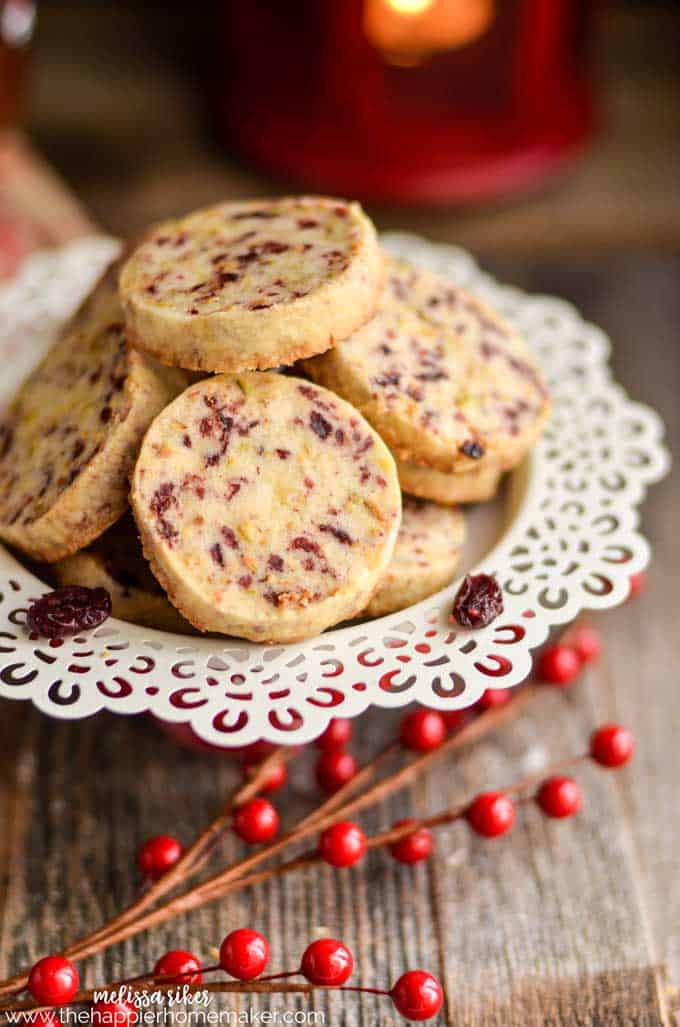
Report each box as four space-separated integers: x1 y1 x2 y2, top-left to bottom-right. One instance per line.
0 263 188 562
27 585 112 639
451 573 503 629
302 255 549 489
119 197 384 373
130 373 401 643
51 514 194 634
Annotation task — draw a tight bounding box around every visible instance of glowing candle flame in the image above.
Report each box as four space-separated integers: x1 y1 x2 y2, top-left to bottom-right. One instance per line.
387 0 435 14
365 0 494 65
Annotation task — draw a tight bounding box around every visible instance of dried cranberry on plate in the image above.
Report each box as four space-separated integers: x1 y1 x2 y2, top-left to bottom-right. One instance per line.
27 585 112 639
451 573 503 629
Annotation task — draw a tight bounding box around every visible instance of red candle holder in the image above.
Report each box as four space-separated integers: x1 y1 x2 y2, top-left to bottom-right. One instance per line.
215 0 596 206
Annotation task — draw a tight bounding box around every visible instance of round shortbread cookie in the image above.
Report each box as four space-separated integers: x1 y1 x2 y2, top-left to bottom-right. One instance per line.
0 266 188 563
119 196 384 373
302 255 549 476
397 458 502 505
131 373 401 643
364 498 465 618
52 515 194 634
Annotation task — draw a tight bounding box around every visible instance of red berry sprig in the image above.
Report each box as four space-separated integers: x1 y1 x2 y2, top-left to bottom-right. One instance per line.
400 709 447 752
21 933 444 1024
27 956 80 1006
2 690 527 1005
137 835 183 881
475 688 511 711
153 950 203 985
570 625 602 665
14 716 633 1025
4 650 615 1014
538 644 582 687
300 939 354 986
32 1012 62 1027
315 718 353 752
536 776 583 819
390 819 435 864
391 970 444 1021
441 709 467 731
315 750 358 795
220 929 270 981
466 791 516 838
233 798 280 844
590 724 635 767
537 621 603 687
242 758 288 794
628 570 647 600
318 821 368 868
315 721 634 859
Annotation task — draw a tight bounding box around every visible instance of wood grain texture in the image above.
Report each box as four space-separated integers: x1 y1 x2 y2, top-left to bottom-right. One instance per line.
0 682 671 1026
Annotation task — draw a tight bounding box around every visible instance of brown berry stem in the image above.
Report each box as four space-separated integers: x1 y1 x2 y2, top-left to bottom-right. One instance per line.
184 749 589 904
82 746 296 934
0 745 294 1000
47 718 587 950
0 672 548 1001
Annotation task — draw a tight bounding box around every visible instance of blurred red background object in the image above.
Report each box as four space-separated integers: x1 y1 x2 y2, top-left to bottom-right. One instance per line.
0 0 33 127
0 0 37 276
216 0 596 205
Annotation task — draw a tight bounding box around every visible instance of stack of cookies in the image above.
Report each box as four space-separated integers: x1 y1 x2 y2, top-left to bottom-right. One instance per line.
0 197 549 643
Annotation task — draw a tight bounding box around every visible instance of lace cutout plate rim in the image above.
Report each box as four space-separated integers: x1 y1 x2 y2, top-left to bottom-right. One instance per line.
0 233 670 746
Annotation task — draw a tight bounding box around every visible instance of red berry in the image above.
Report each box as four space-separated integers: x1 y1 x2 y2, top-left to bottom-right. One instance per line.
390 819 434 865
33 1014 61 1027
91 1000 138 1027
153 950 203 985
318 821 367 868
400 709 446 752
628 571 647 600
441 709 466 731
233 797 280 844
238 740 276 763
537 644 581 686
28 956 80 1006
536 776 583 818
590 724 635 768
137 835 183 880
476 688 511 711
300 938 354 986
391 970 443 1021
570 625 602 665
219 929 269 981
315 750 357 794
242 758 288 794
315 718 353 751
467 791 516 838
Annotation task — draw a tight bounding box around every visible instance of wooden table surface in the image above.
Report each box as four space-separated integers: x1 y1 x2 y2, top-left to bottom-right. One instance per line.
0 6 679 1022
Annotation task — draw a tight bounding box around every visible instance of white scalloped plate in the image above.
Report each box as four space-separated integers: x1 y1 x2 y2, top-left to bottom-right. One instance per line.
0 234 669 746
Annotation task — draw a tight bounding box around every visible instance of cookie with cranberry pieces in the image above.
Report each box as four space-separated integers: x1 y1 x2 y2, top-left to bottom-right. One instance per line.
52 515 194 634
119 196 384 373
364 497 465 618
302 255 549 485
131 373 401 642
396 457 502 505
0 265 189 562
